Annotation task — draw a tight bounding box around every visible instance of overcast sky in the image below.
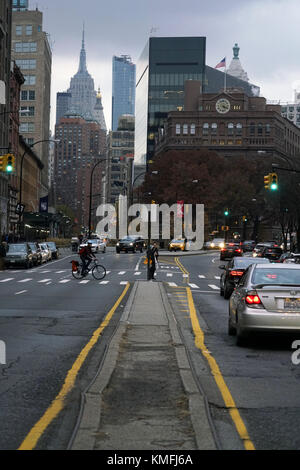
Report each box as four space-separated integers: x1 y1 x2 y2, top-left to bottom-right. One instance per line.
30 0 300 132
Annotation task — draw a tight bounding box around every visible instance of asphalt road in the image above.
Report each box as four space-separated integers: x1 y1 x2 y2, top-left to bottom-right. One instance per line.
176 251 300 450
1 248 300 449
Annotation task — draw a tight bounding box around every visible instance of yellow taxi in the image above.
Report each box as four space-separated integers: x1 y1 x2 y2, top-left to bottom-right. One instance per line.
168 238 186 252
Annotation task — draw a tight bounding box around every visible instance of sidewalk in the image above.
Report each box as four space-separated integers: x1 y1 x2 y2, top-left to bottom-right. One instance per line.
71 281 216 450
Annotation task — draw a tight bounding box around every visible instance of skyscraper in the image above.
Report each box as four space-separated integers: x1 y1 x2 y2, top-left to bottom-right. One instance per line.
112 55 136 131
134 37 206 170
56 92 71 125
11 6 52 194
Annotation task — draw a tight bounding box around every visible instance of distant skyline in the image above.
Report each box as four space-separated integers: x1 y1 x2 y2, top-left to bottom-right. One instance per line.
29 0 300 132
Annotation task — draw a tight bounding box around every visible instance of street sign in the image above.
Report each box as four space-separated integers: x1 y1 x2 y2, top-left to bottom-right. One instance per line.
15 203 25 215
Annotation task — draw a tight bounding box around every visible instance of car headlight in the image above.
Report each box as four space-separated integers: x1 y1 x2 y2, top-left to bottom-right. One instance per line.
116 243 119 246
211 243 215 247
219 243 225 248
130 243 133 246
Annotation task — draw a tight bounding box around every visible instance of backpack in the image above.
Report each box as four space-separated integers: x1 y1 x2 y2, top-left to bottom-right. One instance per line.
79 246 87 256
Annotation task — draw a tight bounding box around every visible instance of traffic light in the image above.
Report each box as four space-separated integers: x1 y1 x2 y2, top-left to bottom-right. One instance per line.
270 173 278 191
5 154 15 173
224 209 229 216
264 173 271 189
0 156 4 172
242 216 248 222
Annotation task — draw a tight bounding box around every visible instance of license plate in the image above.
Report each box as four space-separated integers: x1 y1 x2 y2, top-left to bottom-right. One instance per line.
284 298 300 309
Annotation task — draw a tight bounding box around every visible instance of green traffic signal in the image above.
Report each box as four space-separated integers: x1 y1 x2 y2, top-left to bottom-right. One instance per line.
270 173 278 191
224 210 229 216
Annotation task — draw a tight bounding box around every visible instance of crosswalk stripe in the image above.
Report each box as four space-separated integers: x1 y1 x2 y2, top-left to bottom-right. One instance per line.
120 281 128 285
99 281 109 284
118 271 125 275
168 282 177 287
214 276 221 280
0 278 14 282
198 275 206 278
208 284 219 290
134 272 141 276
40 270 51 273
38 279 52 283
167 273 173 277
188 283 199 289
59 279 71 284
18 278 32 283
15 290 27 295
79 280 90 284
56 270 67 273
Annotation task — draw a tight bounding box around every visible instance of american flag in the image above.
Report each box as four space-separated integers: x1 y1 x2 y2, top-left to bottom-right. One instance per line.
215 57 226 69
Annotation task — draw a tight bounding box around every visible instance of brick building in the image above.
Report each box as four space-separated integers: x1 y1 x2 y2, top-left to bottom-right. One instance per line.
54 114 106 230
155 81 300 165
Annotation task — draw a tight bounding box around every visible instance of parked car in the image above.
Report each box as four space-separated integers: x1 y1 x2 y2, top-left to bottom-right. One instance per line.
219 256 270 299
228 263 300 345
79 239 106 254
168 239 187 252
28 242 42 266
47 241 59 259
208 238 225 249
4 243 34 269
281 253 300 264
39 243 52 262
116 236 145 253
220 241 243 260
260 246 283 262
241 240 256 252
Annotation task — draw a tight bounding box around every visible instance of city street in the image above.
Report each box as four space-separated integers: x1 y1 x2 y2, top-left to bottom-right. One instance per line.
1 249 300 449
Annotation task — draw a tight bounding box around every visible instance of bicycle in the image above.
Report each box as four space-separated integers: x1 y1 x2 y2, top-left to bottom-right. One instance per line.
71 258 106 280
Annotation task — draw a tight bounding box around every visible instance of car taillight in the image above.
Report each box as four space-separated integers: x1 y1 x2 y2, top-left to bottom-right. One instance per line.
221 248 226 251
228 243 234 246
235 249 242 253
245 294 262 305
230 270 244 276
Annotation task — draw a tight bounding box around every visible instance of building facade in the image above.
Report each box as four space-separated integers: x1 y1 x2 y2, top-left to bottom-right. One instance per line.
56 92 71 125
105 114 134 204
54 115 106 230
155 83 300 164
11 6 52 195
112 55 136 131
0 0 12 235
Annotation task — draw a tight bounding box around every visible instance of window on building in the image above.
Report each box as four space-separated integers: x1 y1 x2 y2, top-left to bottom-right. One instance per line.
236 123 242 135
21 90 35 101
16 25 22 36
250 122 255 135
15 59 36 70
211 123 217 135
175 124 181 135
203 123 209 135
227 123 234 135
21 106 35 116
15 42 37 53
23 75 36 85
265 123 271 134
26 25 33 35
20 122 35 133
190 123 196 135
183 124 188 135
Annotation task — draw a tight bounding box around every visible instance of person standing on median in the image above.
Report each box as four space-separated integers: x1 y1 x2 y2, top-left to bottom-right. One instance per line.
147 242 159 281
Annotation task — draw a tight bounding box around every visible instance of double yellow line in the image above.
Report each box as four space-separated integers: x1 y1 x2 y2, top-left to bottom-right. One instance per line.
174 256 255 450
18 283 130 450
175 257 189 283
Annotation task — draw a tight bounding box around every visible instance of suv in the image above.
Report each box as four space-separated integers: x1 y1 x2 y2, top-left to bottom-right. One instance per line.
209 238 225 250
241 240 256 252
259 246 283 261
220 242 242 260
4 243 34 269
116 236 145 253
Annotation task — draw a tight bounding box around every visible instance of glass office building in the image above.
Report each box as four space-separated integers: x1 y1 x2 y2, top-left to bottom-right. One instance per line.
134 37 206 169
112 55 136 131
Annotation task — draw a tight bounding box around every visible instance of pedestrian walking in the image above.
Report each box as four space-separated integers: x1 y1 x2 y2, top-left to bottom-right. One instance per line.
147 242 159 280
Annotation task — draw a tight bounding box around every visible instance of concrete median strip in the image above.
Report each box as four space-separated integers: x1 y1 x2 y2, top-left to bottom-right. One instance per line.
71 281 217 450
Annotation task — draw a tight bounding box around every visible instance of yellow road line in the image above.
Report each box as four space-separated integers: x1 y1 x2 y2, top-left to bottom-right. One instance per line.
18 282 131 450
186 287 255 450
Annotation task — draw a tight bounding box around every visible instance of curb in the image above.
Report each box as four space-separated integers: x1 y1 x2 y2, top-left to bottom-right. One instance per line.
159 250 219 257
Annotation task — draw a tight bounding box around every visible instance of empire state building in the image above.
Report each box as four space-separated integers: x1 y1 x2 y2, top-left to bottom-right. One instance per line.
66 28 106 130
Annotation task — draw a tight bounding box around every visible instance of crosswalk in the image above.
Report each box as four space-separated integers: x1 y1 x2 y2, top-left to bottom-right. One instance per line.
0 266 221 291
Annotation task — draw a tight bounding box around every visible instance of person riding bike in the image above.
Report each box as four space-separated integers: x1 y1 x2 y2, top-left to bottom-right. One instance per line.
79 242 96 276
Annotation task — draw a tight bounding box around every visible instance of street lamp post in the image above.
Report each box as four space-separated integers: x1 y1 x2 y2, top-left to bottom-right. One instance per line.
18 139 59 238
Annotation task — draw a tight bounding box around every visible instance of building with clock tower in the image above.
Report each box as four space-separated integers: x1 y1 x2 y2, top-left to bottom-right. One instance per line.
155 80 300 164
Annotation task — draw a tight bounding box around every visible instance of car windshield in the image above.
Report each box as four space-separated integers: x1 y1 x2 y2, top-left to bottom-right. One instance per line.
120 237 134 242
252 268 300 286
172 239 184 243
47 242 56 248
28 244 37 251
8 244 27 253
87 240 97 244
233 258 269 268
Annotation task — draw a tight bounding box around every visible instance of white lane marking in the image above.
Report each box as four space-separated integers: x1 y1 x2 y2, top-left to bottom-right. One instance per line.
0 278 14 283
208 284 219 290
40 270 51 273
120 281 128 285
134 272 141 276
18 278 32 283
167 273 173 277
105 271 111 275
56 270 67 273
168 282 178 287
38 279 52 283
135 256 143 271
15 290 27 295
99 281 109 284
59 279 71 284
198 275 206 278
214 276 221 280
182 274 188 278
118 271 126 275
188 283 199 289
79 280 90 284
212 257 220 264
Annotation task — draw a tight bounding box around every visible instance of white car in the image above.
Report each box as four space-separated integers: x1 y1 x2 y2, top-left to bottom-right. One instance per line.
39 243 51 263
79 239 106 254
209 238 225 249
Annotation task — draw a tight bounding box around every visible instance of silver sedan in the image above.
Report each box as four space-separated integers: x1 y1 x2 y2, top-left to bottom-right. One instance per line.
228 264 300 345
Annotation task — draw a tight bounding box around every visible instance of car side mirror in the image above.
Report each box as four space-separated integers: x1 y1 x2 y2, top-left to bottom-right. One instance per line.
219 265 226 270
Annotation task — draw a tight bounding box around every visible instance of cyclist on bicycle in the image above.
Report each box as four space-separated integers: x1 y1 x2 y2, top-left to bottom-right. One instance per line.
79 242 96 275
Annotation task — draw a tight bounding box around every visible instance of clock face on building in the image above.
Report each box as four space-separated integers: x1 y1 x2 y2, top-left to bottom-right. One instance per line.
216 98 231 114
